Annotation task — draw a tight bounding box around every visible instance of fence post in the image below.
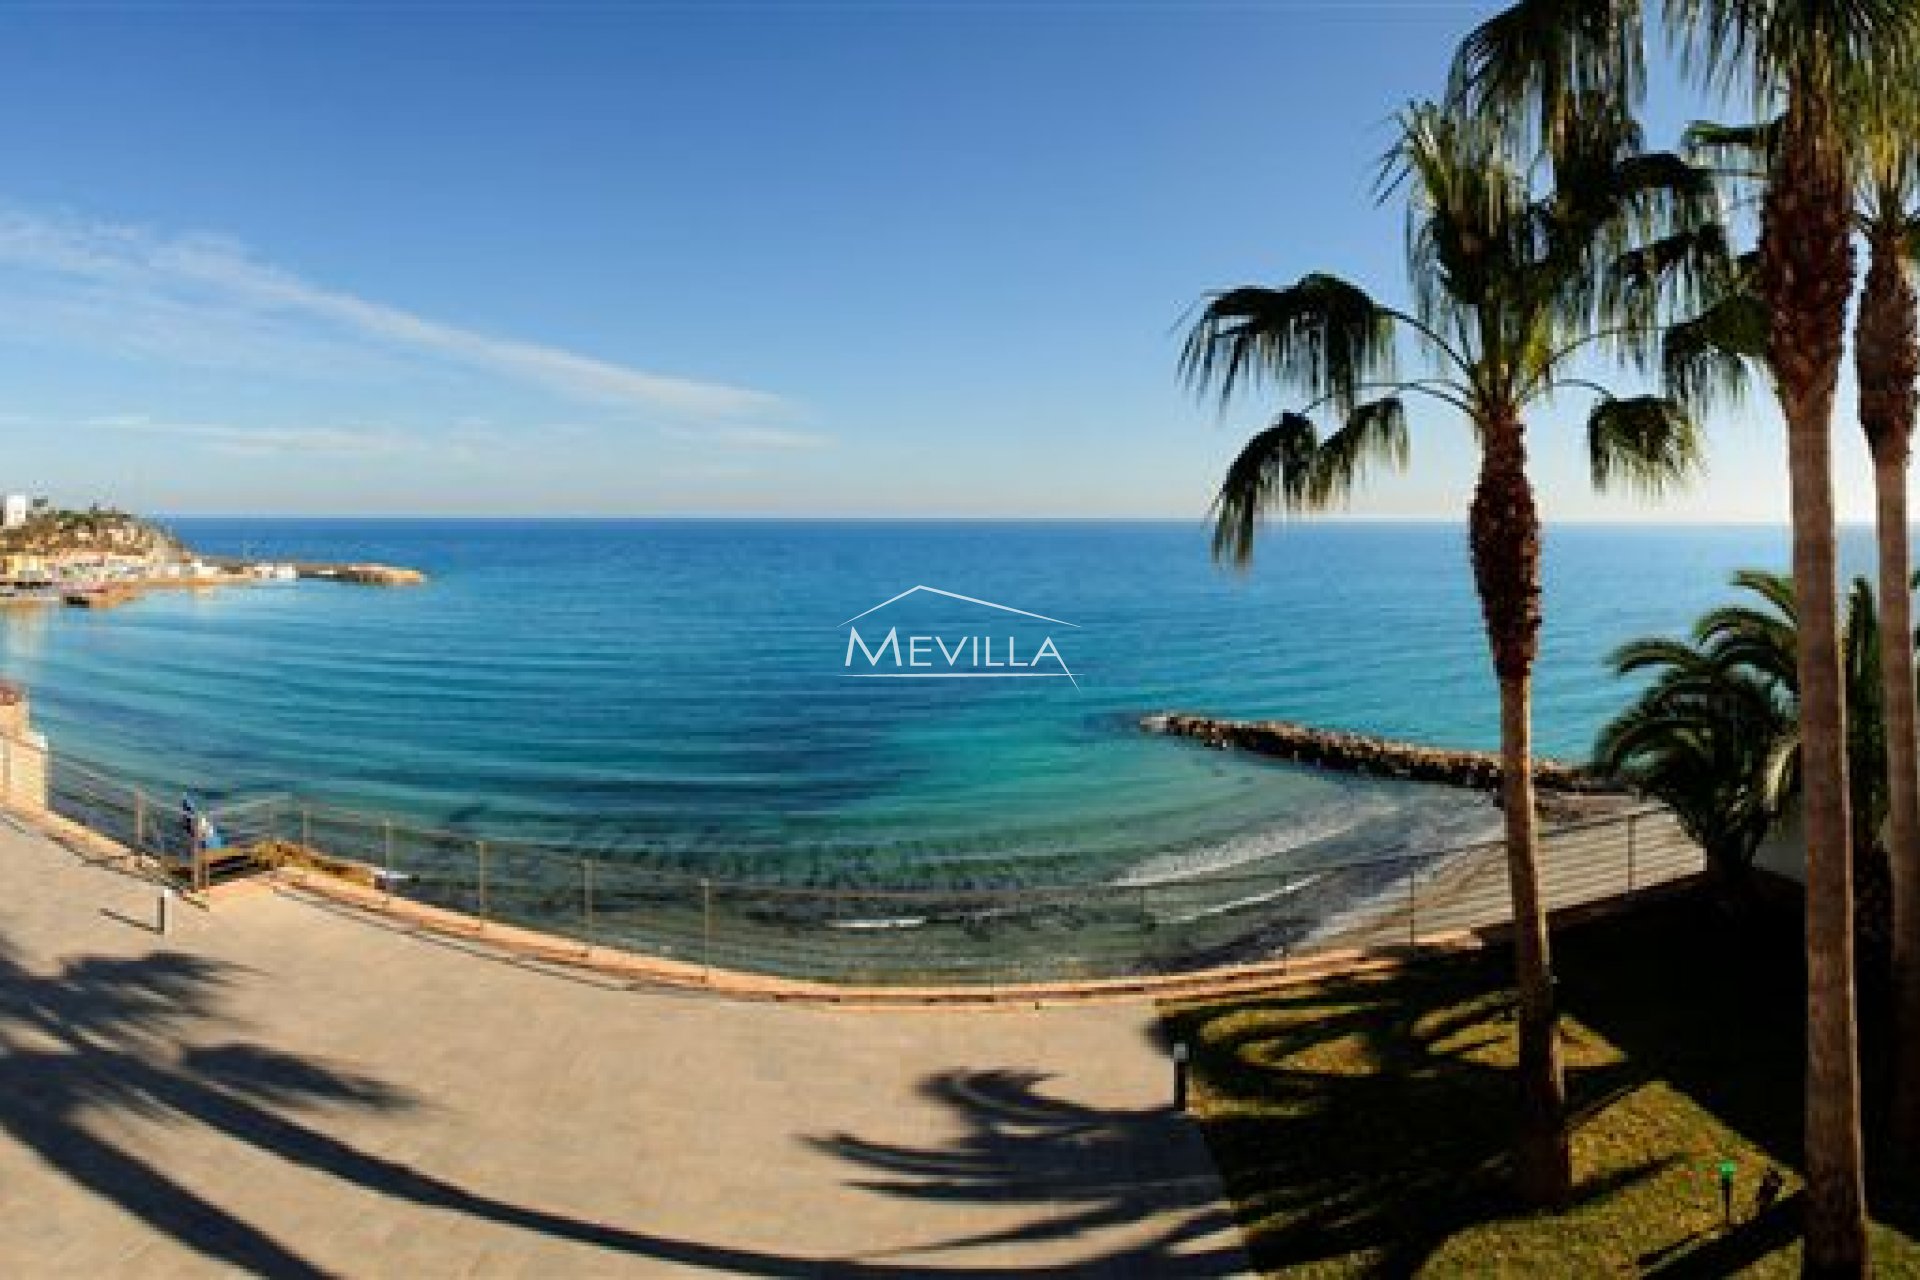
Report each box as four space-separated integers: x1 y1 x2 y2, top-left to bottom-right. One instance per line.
134 788 146 851
1626 812 1637 895
701 878 714 983
1407 860 1418 947
300 803 311 850
477 839 489 921
382 820 395 902
583 858 595 951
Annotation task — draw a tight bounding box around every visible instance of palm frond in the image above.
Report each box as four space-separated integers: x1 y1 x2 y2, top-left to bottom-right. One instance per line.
1681 117 1779 172
1587 394 1703 495
1209 412 1318 566
1390 102 1530 329
1449 0 1647 152
1662 290 1766 412
1608 634 1714 676
1312 397 1411 503
1669 0 1920 104
1207 400 1412 567
1728 567 1798 618
1610 223 1734 325
1180 276 1397 419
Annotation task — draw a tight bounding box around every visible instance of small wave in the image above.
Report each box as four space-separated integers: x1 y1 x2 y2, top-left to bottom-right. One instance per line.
1114 780 1502 890
1152 872 1326 925
1115 794 1395 886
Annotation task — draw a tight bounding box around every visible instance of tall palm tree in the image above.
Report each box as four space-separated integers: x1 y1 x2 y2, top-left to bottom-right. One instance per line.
1598 569 1890 880
1849 84 1920 1158
1451 4 1920 1267
1689 91 1920 1159
1181 99 1716 1206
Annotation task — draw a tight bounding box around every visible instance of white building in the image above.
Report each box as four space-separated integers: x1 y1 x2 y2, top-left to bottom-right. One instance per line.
1 496 28 530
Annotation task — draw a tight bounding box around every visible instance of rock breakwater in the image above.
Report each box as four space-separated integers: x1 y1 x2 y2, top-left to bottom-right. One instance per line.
1142 712 1618 794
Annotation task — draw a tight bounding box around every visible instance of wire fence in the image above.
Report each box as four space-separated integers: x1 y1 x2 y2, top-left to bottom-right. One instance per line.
26 750 1705 986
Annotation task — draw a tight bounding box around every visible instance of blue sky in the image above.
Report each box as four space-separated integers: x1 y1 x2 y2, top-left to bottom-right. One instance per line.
0 2 1865 520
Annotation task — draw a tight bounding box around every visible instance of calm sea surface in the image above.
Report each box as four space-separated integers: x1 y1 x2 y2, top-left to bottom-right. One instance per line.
0 519 1840 885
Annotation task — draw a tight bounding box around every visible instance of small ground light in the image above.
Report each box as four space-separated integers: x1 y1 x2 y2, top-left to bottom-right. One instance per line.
1172 1041 1190 1113
1717 1159 1737 1228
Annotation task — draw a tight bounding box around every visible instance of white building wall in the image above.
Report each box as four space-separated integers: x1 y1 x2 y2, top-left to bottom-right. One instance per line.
1754 807 1807 884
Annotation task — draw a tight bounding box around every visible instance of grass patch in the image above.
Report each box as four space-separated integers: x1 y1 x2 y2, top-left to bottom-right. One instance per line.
1162 891 1920 1277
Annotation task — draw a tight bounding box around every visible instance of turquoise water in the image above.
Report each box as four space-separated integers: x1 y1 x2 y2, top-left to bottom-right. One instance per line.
0 519 1826 885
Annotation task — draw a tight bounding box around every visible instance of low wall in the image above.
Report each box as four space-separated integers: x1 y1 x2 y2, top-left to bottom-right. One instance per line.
0 682 48 812
1143 712 1615 794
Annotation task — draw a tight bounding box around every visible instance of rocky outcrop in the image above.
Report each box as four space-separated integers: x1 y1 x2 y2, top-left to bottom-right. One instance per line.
319 564 425 586
1142 712 1618 794
0 507 190 562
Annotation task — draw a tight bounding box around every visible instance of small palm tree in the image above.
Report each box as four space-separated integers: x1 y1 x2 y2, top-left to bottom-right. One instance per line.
1181 99 1717 1205
1599 570 1892 880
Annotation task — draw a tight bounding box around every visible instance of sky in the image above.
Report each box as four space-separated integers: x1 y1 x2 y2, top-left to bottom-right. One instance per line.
0 0 1879 520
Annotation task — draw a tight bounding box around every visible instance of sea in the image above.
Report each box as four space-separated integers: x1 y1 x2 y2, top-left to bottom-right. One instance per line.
0 518 1837 888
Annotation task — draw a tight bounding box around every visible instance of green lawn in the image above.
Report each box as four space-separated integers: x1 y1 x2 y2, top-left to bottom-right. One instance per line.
1162 891 1920 1277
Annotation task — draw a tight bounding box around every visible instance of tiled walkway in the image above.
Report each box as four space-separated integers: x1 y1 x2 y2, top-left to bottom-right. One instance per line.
0 814 1249 1277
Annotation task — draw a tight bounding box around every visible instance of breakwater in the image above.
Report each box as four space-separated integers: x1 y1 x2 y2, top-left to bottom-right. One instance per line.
202 556 425 585
1142 712 1618 794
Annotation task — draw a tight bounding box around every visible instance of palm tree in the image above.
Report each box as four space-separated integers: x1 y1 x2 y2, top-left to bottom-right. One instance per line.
1181 99 1716 1206
1687 90 1920 1159
1849 84 1920 1159
1451 5 1920 1267
1598 569 1890 881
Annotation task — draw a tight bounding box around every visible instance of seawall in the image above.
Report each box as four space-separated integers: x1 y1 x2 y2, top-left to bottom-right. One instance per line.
1142 712 1617 794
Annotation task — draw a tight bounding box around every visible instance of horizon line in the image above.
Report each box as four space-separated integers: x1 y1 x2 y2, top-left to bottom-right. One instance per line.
143 512 1826 526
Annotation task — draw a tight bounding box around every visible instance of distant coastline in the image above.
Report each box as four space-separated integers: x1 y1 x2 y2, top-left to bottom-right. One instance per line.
0 504 424 605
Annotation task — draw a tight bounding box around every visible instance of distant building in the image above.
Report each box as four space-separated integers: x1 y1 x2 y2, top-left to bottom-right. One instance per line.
1 496 26 530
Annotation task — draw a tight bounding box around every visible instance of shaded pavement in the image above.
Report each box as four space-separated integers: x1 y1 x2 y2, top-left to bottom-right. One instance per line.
0 815 1249 1276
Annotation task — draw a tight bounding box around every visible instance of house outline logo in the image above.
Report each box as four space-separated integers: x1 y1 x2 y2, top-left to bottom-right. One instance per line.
839 585 1080 688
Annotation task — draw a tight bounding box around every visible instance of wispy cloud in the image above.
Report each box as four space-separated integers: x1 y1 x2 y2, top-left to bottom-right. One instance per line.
0 207 786 420
86 414 405 458
658 422 833 451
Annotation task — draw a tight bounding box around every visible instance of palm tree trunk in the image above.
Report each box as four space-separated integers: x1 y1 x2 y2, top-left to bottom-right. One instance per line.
1861 212 1920 1160
1874 452 1920 1156
1469 416 1570 1206
1762 86 1868 1278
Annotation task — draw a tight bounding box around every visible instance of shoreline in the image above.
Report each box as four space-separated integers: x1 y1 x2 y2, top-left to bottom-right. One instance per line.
10 688 1689 986
0 558 427 610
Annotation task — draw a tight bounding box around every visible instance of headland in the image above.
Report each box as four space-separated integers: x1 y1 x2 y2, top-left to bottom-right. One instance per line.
0 503 424 605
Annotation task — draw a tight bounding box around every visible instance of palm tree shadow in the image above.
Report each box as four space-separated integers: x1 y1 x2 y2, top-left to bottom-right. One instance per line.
5 929 1259 1277
0 938 402 1275
806 1067 1251 1276
1640 1192 1805 1276
1160 960 1671 1276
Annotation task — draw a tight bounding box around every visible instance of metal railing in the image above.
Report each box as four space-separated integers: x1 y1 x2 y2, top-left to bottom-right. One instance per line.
30 756 1704 990
21 752 1706 986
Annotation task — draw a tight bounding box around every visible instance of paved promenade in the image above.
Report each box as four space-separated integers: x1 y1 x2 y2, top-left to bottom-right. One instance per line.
0 816 1250 1277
